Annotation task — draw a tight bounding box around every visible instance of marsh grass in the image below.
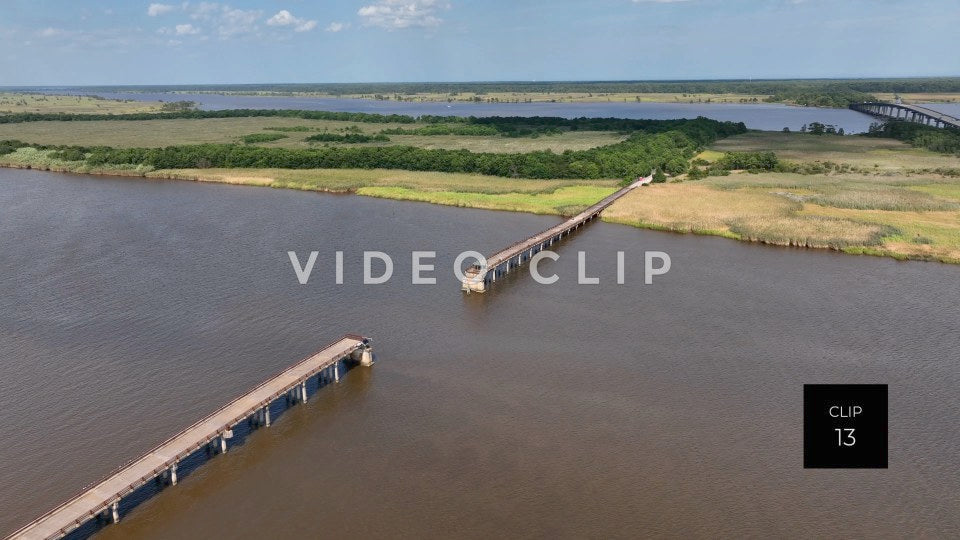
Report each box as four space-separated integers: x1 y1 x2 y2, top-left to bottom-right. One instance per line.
604 171 960 263
356 185 615 215
711 132 960 172
4 139 959 264
0 147 152 175
808 188 959 211
0 117 624 153
727 216 895 248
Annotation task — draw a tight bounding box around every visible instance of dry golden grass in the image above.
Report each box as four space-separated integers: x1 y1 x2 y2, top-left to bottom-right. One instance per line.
800 206 960 262
603 183 796 236
874 93 960 104
710 132 960 172
0 93 163 114
604 172 960 263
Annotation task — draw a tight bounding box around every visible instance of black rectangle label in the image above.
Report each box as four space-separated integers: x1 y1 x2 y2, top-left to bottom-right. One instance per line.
803 384 887 469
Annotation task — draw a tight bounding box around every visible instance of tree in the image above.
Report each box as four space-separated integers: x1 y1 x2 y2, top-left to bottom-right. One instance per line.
652 169 667 183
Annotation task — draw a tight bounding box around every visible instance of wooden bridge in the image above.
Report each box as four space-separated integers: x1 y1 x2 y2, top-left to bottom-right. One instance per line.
5 335 374 540
850 102 960 130
462 173 653 292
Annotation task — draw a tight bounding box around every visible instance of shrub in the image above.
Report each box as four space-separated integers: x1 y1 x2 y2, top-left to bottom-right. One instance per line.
241 133 288 144
49 148 86 161
716 151 779 171
305 133 390 143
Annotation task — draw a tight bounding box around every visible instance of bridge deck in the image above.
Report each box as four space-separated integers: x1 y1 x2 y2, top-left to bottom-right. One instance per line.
485 174 650 269
7 334 368 540
905 104 960 125
852 102 960 129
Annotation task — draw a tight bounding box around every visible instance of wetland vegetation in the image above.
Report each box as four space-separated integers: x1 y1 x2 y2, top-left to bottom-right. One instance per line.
1 92 958 264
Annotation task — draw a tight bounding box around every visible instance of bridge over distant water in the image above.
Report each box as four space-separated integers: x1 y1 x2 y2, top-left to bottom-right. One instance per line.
850 102 960 130
5 335 374 540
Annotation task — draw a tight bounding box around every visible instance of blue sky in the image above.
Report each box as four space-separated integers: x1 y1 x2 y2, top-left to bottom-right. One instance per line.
1 0 958 85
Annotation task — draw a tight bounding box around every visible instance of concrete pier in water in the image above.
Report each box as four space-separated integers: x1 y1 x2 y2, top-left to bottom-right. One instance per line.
5 334 374 540
462 173 652 293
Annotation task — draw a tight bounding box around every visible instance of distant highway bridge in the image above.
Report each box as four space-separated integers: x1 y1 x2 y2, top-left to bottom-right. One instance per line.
850 102 960 130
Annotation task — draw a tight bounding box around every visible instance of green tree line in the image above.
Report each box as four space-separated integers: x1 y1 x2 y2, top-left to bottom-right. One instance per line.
65 117 745 180
867 121 960 155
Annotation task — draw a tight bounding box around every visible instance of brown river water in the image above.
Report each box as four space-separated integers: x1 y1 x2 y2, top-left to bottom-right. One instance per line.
0 169 958 538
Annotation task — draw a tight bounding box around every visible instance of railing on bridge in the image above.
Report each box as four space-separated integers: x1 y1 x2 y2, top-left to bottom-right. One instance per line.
850 102 960 130
5 335 374 540
462 174 653 293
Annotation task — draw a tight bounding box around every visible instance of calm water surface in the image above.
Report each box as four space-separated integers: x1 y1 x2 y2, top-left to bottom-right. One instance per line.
0 169 958 537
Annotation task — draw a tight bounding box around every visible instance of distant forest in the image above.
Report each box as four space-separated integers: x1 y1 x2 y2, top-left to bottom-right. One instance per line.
0 116 747 180
17 78 959 109
38 78 960 96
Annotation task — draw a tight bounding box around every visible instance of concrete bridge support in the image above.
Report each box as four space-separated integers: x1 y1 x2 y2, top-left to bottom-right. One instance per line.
361 348 374 367
850 102 960 130
7 335 372 540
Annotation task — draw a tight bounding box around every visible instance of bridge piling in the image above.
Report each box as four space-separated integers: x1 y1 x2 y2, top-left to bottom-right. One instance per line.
850 102 960 130
462 174 652 293
6 335 373 540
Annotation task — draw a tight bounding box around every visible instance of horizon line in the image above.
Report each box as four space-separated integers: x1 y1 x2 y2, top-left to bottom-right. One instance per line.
3 75 960 89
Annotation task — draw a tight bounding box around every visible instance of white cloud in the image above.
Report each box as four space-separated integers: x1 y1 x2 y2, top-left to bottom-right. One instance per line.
266 10 318 32
38 27 63 38
175 23 201 35
325 21 347 32
631 0 692 2
183 3 261 39
358 0 450 29
217 7 261 37
147 3 175 16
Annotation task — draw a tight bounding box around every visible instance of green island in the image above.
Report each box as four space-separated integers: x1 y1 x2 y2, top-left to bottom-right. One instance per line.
2 92 959 264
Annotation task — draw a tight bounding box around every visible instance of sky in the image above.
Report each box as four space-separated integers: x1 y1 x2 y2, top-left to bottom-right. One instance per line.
0 0 958 85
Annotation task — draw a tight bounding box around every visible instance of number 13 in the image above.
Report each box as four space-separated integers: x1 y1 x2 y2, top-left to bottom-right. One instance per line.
835 428 856 447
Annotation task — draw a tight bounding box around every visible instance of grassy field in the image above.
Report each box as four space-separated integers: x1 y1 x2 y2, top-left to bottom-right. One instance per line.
608 133 960 263
0 147 618 215
874 93 960 104
709 132 960 172
0 117 625 153
0 93 164 114
155 169 618 215
3 126 959 264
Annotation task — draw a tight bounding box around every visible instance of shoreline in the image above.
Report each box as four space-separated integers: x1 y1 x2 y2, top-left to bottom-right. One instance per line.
2 161 955 265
